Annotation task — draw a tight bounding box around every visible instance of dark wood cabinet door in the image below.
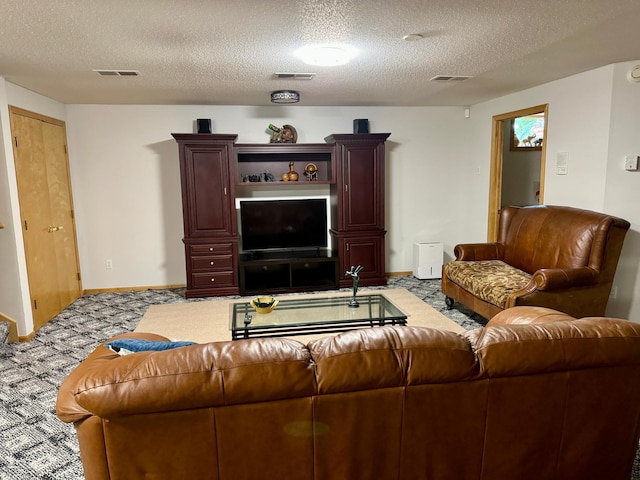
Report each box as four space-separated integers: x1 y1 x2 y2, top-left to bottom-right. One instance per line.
174 136 237 238
186 145 232 236
327 134 389 232
340 143 380 230
336 234 386 287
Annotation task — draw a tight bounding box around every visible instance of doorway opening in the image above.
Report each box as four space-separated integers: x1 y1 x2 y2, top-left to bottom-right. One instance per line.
487 104 548 241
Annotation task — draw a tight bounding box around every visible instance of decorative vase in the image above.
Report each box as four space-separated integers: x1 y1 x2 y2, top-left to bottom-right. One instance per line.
285 162 299 181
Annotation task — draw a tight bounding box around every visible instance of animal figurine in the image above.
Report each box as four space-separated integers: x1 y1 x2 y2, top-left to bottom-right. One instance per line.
268 124 297 143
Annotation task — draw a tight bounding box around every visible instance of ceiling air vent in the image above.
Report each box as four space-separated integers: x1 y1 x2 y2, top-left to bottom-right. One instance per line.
93 69 141 77
273 72 316 80
430 75 473 82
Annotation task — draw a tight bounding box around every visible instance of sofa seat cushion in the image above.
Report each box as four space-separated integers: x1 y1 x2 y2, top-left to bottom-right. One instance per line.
443 260 532 308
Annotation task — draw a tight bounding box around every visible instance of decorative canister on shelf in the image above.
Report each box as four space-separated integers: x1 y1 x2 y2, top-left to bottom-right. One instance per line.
282 161 299 181
304 163 318 181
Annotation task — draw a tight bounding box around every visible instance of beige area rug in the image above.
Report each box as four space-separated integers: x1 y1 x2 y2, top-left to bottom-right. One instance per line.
135 288 465 344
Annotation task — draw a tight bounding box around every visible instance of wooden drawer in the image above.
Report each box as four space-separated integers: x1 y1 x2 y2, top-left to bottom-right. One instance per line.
190 243 234 256
190 255 233 272
191 272 235 289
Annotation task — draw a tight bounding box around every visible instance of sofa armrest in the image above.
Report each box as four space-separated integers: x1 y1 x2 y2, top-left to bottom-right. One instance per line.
487 306 576 327
56 332 171 423
454 242 503 261
531 266 598 290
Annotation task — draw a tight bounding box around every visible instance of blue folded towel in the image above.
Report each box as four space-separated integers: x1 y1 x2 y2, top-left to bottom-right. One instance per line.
105 338 196 355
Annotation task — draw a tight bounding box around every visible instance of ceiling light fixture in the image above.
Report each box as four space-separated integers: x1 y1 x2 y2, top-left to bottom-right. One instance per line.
295 44 357 67
270 90 300 104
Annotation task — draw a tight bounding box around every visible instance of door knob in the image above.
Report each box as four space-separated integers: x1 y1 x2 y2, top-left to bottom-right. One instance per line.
47 225 64 233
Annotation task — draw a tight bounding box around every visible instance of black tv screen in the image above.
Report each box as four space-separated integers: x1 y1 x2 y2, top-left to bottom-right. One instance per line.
240 198 328 251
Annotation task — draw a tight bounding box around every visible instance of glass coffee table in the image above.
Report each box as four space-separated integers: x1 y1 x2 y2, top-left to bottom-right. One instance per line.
230 293 408 340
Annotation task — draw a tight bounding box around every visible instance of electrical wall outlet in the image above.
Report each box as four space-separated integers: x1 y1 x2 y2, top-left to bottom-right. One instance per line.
105 259 113 269
610 285 618 299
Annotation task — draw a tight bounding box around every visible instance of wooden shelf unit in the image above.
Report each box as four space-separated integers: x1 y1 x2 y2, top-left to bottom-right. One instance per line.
173 133 390 298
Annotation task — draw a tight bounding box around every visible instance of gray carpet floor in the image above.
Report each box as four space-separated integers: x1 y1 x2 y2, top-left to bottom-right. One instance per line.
0 276 637 479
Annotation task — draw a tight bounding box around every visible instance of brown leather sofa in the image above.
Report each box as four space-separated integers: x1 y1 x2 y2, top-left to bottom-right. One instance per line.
442 205 630 319
57 307 640 480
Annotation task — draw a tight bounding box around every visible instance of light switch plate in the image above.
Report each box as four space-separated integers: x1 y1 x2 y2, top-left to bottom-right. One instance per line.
556 152 568 175
624 155 639 171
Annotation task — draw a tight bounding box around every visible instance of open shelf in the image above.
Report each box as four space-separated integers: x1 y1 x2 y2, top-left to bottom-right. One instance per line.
239 249 339 295
235 143 334 185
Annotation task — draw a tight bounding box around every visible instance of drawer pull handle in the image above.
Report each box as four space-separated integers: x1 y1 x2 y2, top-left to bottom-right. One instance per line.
209 247 214 252
210 261 215 266
210 278 215 282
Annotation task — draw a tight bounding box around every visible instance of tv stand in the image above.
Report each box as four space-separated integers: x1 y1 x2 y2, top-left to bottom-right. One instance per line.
239 249 339 296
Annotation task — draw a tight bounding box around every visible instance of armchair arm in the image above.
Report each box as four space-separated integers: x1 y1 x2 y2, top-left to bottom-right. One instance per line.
504 267 601 312
530 267 598 290
454 242 503 261
56 332 171 423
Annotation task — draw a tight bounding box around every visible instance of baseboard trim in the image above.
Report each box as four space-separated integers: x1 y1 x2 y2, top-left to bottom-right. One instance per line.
0 311 19 343
83 276 424 295
83 284 187 295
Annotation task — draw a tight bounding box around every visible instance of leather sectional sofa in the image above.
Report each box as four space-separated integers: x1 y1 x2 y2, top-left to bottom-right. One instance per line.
57 306 640 480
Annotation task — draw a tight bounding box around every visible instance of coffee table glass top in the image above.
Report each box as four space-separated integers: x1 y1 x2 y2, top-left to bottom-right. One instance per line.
230 294 408 340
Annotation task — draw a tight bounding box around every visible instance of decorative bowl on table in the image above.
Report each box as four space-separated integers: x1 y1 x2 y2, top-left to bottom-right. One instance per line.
250 297 279 314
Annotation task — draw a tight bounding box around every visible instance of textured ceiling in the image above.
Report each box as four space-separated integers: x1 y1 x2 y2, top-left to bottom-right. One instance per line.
1 0 640 106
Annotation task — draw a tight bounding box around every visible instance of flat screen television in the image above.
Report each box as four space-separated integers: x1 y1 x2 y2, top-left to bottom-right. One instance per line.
239 198 328 252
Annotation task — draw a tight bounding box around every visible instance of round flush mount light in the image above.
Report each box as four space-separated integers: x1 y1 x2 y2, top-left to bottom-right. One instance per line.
627 65 640 83
295 44 357 67
270 90 300 104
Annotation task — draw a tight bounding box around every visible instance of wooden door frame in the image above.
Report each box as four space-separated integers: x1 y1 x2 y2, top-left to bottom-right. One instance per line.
487 104 548 241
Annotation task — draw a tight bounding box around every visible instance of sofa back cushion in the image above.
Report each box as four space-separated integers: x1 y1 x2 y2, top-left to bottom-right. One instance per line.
58 321 640 480
499 205 620 274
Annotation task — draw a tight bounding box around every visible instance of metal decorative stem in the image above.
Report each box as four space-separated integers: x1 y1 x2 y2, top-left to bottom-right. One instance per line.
346 265 364 308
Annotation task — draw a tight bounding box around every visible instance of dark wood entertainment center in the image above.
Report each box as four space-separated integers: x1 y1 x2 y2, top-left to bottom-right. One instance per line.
172 132 390 298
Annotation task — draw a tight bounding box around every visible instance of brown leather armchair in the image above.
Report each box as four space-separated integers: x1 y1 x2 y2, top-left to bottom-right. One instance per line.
442 205 630 319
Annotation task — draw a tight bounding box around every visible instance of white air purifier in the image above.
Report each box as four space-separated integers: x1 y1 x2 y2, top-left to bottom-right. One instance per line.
413 242 443 279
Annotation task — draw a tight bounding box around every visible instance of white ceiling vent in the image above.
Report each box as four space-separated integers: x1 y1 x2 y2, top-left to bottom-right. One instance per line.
93 69 141 77
430 75 473 82
273 72 316 80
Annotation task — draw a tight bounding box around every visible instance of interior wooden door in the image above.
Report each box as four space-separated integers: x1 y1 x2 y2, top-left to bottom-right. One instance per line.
10 107 82 330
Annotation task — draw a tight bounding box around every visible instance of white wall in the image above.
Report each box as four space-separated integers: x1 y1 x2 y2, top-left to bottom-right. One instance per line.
65 105 470 290
603 61 640 321
470 63 640 321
